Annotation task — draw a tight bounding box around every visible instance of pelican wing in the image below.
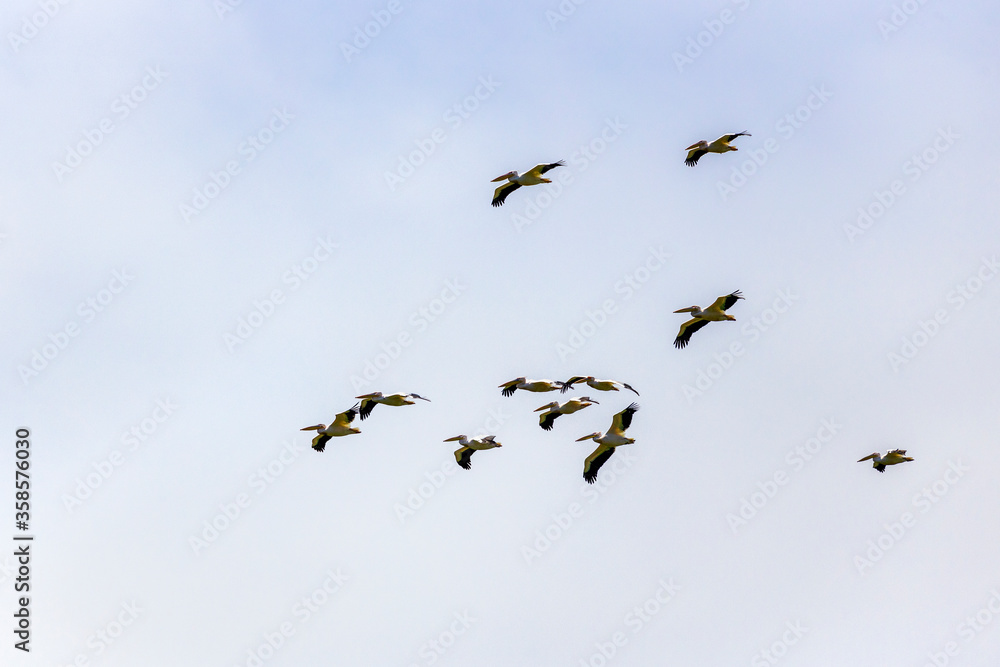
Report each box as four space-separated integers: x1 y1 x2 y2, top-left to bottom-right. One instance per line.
455 446 475 470
563 376 586 392
674 318 710 349
684 148 707 167
611 402 640 434
333 405 359 427
888 449 907 456
709 290 744 312
311 433 332 453
358 398 377 420
622 382 639 396
525 161 565 178
583 443 616 484
492 181 521 207
723 131 750 143
499 379 520 397
539 411 560 431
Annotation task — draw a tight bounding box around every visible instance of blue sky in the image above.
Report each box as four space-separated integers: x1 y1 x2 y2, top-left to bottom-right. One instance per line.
3 1 1000 665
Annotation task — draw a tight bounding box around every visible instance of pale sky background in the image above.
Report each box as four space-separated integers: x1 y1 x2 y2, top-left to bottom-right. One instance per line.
3 1 1000 665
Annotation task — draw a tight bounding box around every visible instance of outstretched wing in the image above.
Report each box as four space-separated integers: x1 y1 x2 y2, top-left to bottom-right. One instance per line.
684 148 707 167
612 403 640 433
525 160 565 178
455 446 475 470
539 411 560 431
358 398 377 421
622 382 639 396
311 433 331 452
708 290 743 312
334 404 359 427
723 131 751 143
492 181 521 207
674 318 710 349
583 444 616 484
563 377 586 393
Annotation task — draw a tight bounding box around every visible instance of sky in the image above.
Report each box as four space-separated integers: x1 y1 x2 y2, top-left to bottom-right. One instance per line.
3 1 1000 665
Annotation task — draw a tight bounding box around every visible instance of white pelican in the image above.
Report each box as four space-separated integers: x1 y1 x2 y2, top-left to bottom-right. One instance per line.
576 403 639 484
673 290 744 349
301 404 361 452
499 377 568 397
491 161 564 207
858 449 914 473
444 435 502 470
684 132 750 167
534 396 599 431
355 392 430 420
563 376 639 396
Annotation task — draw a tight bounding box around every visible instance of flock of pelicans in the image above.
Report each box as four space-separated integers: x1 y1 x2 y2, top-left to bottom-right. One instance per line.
301 132 915 481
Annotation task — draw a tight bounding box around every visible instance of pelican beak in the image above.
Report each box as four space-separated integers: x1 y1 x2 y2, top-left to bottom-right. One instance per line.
534 403 555 412
673 306 697 314
685 142 704 151
300 424 323 431
491 171 515 182
355 393 378 399
443 435 464 442
575 433 597 442
857 453 878 462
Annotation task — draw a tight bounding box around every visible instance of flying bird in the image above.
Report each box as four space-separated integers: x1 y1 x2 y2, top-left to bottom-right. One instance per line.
673 290 744 349
491 161 565 207
534 397 599 431
301 404 361 452
355 392 430 420
684 132 751 167
563 376 639 396
858 449 914 473
499 377 569 397
576 403 639 484
444 435 502 470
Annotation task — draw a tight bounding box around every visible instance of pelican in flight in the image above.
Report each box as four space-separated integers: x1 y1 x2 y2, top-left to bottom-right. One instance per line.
673 290 744 349
576 403 639 484
499 377 568 397
858 449 914 473
491 161 564 207
684 132 750 167
355 392 430 420
534 397 599 431
444 435 502 470
563 376 639 396
301 404 361 452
